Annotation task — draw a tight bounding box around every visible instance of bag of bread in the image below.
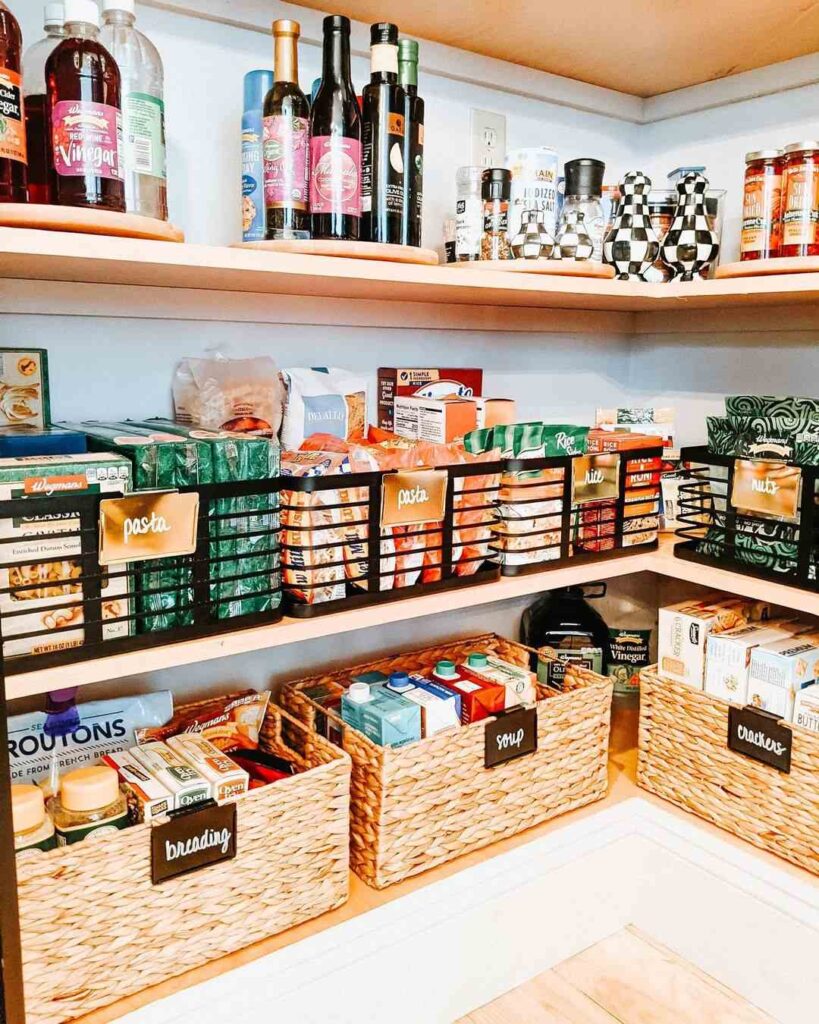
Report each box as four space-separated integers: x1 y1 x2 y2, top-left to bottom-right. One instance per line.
173 351 285 436
281 367 368 449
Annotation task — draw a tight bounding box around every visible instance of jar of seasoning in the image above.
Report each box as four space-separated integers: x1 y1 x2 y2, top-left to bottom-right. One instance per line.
50 765 129 846
12 784 56 854
455 166 483 261
559 158 606 260
741 149 785 261
481 167 511 261
643 190 676 282
781 142 819 258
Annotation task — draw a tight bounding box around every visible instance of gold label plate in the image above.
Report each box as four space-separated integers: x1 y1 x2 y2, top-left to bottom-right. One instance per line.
99 491 199 565
381 470 448 528
572 454 620 505
730 460 801 522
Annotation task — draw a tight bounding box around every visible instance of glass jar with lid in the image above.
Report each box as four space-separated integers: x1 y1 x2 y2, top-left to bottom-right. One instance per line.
780 142 819 258
480 167 511 260
455 165 483 261
12 783 56 854
741 149 785 261
557 158 606 261
50 765 129 846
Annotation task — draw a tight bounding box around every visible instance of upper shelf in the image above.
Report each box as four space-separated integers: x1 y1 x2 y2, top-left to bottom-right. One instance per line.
5 228 819 320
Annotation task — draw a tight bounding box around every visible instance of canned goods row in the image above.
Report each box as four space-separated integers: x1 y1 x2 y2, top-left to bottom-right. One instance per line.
741 142 819 261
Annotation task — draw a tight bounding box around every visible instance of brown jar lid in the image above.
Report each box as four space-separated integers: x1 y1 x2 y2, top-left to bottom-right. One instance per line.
745 149 783 162
11 784 45 834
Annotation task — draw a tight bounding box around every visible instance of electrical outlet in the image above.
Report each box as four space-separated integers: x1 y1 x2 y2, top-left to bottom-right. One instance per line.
470 109 507 169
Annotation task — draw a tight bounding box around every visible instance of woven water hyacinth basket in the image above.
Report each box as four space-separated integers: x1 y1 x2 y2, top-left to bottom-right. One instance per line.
638 666 819 875
15 702 350 1024
282 633 612 889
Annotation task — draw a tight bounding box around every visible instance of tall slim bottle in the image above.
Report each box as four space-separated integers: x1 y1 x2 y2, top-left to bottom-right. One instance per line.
0 1 27 203
23 3 66 205
310 15 361 241
361 23 404 244
100 0 167 220
47 0 125 212
398 38 423 247
263 20 310 239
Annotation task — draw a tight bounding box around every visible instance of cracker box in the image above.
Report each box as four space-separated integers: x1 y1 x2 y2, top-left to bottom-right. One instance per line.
657 596 771 689
747 639 819 721
130 741 211 808
0 453 132 657
703 623 796 704
0 348 50 429
102 750 175 822
793 683 819 734
378 368 482 430
167 733 249 802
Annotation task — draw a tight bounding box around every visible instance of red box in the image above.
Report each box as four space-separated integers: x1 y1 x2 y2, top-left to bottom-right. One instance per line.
378 368 483 430
429 663 505 724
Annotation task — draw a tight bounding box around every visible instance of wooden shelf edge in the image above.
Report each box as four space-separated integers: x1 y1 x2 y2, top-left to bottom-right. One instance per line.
8 540 819 698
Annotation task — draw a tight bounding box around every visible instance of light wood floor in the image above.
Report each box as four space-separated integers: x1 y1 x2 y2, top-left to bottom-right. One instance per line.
458 926 778 1024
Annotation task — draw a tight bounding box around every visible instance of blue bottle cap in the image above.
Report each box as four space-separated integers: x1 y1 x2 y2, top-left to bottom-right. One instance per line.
244 70 274 112
387 672 412 691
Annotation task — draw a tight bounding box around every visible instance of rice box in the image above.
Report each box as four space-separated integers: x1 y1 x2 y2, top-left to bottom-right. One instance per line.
0 452 132 656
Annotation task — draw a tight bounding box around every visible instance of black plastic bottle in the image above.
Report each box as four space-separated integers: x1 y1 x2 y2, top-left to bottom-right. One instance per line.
520 584 612 687
361 23 405 244
398 38 423 247
310 15 361 241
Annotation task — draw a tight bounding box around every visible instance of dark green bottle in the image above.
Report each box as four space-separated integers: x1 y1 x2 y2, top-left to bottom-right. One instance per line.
398 38 424 247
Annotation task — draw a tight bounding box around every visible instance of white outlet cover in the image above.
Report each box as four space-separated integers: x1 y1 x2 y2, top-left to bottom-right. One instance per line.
470 109 507 169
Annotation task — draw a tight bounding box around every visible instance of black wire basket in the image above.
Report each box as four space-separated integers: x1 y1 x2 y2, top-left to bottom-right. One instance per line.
675 445 819 590
0 477 282 674
489 445 663 576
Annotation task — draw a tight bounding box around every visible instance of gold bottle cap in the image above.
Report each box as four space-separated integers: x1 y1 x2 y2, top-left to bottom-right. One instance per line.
272 19 300 36
60 765 120 812
12 784 46 834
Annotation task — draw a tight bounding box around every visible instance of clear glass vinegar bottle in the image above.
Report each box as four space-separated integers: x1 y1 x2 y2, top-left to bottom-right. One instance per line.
100 0 168 220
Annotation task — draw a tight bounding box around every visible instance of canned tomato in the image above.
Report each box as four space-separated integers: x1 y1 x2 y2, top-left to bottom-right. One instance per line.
781 141 819 258
741 149 784 260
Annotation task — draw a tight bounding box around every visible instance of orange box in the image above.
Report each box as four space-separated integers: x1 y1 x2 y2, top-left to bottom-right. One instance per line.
428 660 506 724
393 394 478 444
476 397 517 429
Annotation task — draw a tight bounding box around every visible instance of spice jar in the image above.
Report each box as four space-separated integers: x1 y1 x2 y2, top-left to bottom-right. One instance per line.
12 784 56 854
481 167 511 261
50 765 129 846
741 149 785 261
455 166 483 261
781 142 819 258
559 158 606 261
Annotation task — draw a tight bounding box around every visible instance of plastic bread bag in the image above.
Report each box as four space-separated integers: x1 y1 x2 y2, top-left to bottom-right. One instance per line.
136 691 270 752
281 367 368 450
173 350 285 436
8 690 174 788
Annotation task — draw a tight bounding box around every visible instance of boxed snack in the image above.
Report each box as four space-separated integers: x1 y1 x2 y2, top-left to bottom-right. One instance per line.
703 622 797 704
394 394 478 444
657 596 771 689
167 733 249 802
0 452 133 657
378 368 483 430
0 348 50 429
747 638 819 720
793 683 819 734
595 407 675 451
130 741 212 808
135 690 270 752
281 367 368 449
0 425 85 457
102 750 175 822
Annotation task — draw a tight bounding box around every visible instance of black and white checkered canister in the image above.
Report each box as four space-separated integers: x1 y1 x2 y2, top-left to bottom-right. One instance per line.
602 171 659 281
660 172 720 282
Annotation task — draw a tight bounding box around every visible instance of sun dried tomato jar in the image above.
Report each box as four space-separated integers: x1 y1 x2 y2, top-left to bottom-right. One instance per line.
740 149 784 260
780 142 819 258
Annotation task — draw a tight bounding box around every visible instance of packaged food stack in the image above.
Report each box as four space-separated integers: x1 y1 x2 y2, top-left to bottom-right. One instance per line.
320 644 541 748
279 367 501 607
9 688 295 853
657 595 819 733
706 395 819 465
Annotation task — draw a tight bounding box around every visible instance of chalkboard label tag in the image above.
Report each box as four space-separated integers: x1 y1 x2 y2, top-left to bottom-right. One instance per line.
485 706 538 769
728 705 792 774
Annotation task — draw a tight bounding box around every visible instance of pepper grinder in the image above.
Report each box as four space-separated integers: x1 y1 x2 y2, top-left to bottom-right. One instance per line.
556 158 606 260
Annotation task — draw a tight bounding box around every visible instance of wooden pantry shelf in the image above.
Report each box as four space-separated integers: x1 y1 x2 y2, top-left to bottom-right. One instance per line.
7 540 819 698
8 227 819 318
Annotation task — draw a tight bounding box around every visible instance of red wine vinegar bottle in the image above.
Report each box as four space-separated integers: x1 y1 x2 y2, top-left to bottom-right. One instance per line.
23 4 67 205
0 1 28 203
361 23 405 244
46 0 125 212
310 15 361 241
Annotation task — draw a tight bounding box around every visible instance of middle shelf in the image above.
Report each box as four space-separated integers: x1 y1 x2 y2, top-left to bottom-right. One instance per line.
9 538 819 700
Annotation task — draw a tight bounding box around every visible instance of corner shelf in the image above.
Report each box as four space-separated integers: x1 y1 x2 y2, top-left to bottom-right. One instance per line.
8 539 819 699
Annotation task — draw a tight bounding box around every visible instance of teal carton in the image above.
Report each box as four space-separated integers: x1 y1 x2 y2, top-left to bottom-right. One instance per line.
360 687 421 748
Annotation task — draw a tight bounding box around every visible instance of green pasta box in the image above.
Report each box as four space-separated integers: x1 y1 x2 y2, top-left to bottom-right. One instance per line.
0 452 132 657
0 348 50 429
131 421 281 617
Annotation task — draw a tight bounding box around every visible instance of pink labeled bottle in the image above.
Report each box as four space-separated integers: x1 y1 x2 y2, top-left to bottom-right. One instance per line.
46 0 125 211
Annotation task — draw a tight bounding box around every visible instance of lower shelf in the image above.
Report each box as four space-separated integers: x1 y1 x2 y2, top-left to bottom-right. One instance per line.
7 537 819 699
